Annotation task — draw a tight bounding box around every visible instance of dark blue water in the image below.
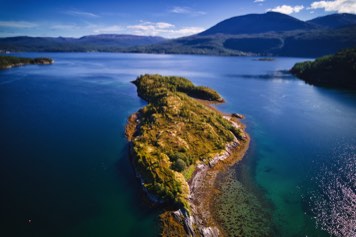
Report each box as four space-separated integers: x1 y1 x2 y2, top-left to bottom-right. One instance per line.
0 53 355 237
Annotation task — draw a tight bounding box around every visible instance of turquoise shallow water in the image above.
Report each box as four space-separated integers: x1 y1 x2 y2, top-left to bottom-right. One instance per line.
0 53 355 236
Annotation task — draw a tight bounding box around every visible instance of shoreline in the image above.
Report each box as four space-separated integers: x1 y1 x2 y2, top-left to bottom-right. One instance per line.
187 102 250 236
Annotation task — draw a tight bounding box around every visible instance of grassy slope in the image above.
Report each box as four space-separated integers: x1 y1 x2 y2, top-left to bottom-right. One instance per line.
0 55 53 69
127 74 243 211
290 47 356 89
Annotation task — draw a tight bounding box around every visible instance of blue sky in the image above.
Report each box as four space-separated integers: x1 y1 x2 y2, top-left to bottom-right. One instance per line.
0 0 355 38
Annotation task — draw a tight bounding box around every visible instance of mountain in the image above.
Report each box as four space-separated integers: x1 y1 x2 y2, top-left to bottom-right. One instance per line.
0 34 165 52
307 13 356 29
199 11 316 35
1 12 356 57
130 24 356 57
275 25 356 56
131 12 356 57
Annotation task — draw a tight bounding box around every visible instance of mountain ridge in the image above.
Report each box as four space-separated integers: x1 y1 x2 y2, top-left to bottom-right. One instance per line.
199 11 317 35
1 12 355 57
0 34 166 52
307 13 356 29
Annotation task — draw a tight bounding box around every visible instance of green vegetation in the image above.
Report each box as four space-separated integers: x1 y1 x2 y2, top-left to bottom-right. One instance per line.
127 74 243 211
290 47 356 89
133 74 223 102
182 165 195 181
0 55 53 69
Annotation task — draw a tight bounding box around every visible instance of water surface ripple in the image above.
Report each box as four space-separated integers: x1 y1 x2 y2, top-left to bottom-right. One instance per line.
0 53 355 237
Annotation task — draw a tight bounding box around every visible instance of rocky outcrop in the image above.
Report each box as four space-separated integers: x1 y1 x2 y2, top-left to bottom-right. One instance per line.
173 209 195 237
185 117 248 237
201 227 220 237
232 113 244 119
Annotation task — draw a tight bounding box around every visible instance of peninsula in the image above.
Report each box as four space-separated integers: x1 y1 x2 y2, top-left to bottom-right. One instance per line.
126 74 249 236
0 55 53 69
290 47 356 89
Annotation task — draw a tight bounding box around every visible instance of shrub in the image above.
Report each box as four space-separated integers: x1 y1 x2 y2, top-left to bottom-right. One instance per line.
172 159 187 172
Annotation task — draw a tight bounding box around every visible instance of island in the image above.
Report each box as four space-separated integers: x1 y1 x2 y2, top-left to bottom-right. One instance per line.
290 47 356 89
0 55 53 69
126 74 249 236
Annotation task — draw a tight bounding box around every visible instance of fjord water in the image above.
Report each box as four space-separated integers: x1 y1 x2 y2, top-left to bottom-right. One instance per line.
0 53 355 237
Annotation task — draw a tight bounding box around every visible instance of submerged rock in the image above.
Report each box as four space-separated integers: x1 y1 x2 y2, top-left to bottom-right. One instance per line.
201 227 220 237
232 113 244 119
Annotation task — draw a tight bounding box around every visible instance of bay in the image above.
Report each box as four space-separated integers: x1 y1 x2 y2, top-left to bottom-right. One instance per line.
0 53 355 236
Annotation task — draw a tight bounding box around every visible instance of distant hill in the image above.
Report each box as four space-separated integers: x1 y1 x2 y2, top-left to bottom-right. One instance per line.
0 34 165 52
290 47 356 89
129 12 356 57
1 12 356 57
130 24 356 57
307 13 356 29
78 34 165 47
199 11 316 35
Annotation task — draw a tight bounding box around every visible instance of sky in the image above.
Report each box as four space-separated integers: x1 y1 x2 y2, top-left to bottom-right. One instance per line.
0 0 355 38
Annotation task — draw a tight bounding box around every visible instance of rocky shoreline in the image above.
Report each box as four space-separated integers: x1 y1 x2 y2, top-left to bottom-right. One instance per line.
172 114 250 237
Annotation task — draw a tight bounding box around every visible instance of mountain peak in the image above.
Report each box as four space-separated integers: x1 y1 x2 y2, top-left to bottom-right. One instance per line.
199 12 316 35
307 13 356 29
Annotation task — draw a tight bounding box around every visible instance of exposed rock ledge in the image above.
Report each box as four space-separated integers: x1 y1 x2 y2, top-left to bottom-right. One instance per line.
174 117 249 237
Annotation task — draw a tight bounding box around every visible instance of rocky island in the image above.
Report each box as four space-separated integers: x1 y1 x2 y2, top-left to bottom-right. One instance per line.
0 55 53 69
126 74 249 236
290 47 356 89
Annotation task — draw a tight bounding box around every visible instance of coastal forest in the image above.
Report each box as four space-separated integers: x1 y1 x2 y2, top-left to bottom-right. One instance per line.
291 47 356 89
0 55 53 69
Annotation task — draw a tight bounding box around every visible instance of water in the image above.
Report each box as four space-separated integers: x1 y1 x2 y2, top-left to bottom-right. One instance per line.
0 53 355 237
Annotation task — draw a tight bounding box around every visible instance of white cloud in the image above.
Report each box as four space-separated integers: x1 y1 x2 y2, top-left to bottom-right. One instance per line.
127 21 204 38
65 10 99 18
170 6 206 16
310 0 356 14
127 21 174 34
171 27 205 37
1 19 204 38
48 23 124 35
268 5 304 14
155 22 175 29
0 21 38 28
254 0 265 3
